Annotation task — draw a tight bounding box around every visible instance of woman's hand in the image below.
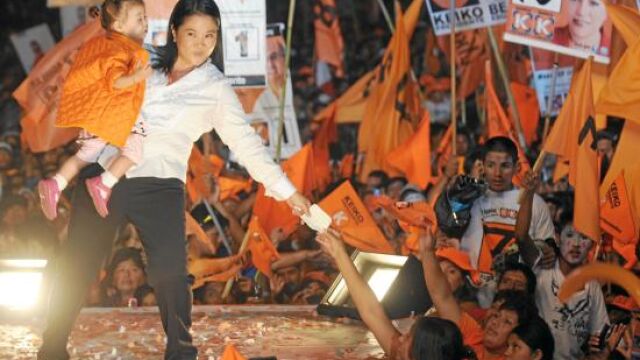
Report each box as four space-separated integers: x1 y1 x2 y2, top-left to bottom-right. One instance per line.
316 228 347 259
418 226 436 257
286 191 312 217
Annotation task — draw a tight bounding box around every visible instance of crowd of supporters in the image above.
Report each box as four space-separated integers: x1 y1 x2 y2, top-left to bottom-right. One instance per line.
0 1 638 359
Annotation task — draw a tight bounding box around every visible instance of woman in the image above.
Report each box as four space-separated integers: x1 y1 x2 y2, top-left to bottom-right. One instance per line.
504 316 555 360
554 0 609 54
37 1 310 359
316 229 474 360
101 247 147 307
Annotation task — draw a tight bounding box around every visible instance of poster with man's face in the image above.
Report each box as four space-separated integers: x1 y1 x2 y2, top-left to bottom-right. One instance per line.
504 0 612 63
10 24 56 73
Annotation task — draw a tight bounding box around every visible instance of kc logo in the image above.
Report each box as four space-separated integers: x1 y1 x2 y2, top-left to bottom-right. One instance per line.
515 0 561 13
511 9 555 39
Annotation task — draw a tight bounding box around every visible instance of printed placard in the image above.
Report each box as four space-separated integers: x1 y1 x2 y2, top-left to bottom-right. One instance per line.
425 0 508 36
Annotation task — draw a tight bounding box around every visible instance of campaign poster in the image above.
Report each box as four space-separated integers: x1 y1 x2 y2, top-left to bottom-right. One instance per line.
217 0 267 87
425 0 508 36
530 48 574 116
234 23 301 160
10 24 56 73
47 0 99 6
143 0 178 46
504 0 612 64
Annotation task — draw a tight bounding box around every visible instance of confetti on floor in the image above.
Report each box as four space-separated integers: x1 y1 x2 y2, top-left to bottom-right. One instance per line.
0 305 390 360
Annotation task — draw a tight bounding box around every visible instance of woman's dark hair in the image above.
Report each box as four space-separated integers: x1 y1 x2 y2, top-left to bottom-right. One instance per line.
106 247 146 284
154 0 224 73
511 316 555 360
411 317 476 360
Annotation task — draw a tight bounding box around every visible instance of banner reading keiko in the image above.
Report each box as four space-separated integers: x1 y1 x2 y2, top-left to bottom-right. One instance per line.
425 0 507 36
504 0 612 64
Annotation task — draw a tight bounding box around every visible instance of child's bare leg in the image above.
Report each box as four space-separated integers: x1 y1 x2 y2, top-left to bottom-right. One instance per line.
56 155 90 189
99 155 135 188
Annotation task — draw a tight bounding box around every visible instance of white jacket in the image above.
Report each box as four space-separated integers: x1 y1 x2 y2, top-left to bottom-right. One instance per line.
99 62 295 201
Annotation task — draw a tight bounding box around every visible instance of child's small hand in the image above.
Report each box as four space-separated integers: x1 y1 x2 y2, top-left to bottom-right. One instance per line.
133 62 152 82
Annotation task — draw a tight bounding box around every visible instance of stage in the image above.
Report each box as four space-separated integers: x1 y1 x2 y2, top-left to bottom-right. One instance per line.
0 305 398 359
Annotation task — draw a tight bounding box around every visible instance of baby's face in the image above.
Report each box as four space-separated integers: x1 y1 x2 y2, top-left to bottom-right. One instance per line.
116 3 147 42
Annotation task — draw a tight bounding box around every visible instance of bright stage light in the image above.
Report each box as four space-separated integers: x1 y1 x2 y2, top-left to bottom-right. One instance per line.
318 252 434 320
0 259 47 310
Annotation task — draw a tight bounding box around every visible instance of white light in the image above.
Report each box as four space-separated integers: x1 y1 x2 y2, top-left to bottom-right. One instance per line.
368 268 400 301
0 259 47 268
0 272 43 309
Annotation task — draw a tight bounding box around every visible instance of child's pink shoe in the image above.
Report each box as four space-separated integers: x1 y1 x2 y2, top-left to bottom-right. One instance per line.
86 176 111 218
38 179 61 220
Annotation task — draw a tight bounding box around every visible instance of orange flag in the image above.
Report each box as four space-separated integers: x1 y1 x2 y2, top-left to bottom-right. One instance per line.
252 144 315 236
312 103 338 191
370 195 436 229
386 112 432 188
12 20 104 152
510 82 540 146
314 0 344 77
543 59 601 242
339 153 354 179
246 216 280 277
312 0 423 125
220 344 248 360
358 4 421 177
318 181 394 253
186 146 224 203
485 61 531 185
437 28 489 99
600 170 639 244
595 37 640 124
604 3 640 47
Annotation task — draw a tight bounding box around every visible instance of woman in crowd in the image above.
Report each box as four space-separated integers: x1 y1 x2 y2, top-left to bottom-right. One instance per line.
37 1 310 359
317 229 474 360
101 247 147 307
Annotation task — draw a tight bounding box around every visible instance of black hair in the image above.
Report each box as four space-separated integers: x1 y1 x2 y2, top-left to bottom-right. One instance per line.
511 316 555 360
154 0 224 73
499 261 537 295
596 130 615 143
410 317 475 360
463 147 485 175
367 170 389 188
100 0 144 30
556 209 574 235
497 290 538 326
106 247 146 284
483 136 518 165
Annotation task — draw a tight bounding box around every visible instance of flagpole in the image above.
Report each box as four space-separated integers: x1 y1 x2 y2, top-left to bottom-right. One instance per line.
275 0 297 162
376 0 395 33
450 0 457 156
486 27 527 152
221 229 252 300
541 52 560 144
202 200 233 254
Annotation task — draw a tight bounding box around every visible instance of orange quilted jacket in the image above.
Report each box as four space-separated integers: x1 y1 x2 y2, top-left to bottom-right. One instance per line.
56 31 148 147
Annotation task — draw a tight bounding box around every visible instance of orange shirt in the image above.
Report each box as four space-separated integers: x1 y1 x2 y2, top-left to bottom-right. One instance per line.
57 31 148 147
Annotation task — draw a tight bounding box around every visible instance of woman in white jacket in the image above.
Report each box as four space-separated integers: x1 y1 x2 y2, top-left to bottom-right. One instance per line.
37 1 310 359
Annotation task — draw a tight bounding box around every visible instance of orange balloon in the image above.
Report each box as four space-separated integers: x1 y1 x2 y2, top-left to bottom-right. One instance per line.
559 262 640 307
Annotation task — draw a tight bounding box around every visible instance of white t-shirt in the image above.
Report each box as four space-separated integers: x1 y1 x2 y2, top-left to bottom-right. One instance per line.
535 261 609 360
460 188 555 269
98 62 295 201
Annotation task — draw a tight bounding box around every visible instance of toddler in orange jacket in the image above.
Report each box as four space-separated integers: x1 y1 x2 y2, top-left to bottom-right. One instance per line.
39 0 151 220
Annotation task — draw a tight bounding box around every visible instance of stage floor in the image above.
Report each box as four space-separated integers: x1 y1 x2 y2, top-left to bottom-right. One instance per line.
0 305 394 359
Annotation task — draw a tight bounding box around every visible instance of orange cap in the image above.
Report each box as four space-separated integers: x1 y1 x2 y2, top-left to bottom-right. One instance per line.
609 295 639 312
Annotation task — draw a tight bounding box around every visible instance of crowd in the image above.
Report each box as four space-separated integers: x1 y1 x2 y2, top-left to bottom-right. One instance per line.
0 0 639 359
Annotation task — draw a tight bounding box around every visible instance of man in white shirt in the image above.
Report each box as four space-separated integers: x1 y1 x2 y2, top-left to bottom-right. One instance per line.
534 211 609 359
461 137 555 275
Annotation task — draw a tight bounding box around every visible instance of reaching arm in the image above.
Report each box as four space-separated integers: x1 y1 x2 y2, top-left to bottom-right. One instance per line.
113 62 151 89
316 229 399 354
271 250 322 271
419 227 462 323
515 171 541 267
